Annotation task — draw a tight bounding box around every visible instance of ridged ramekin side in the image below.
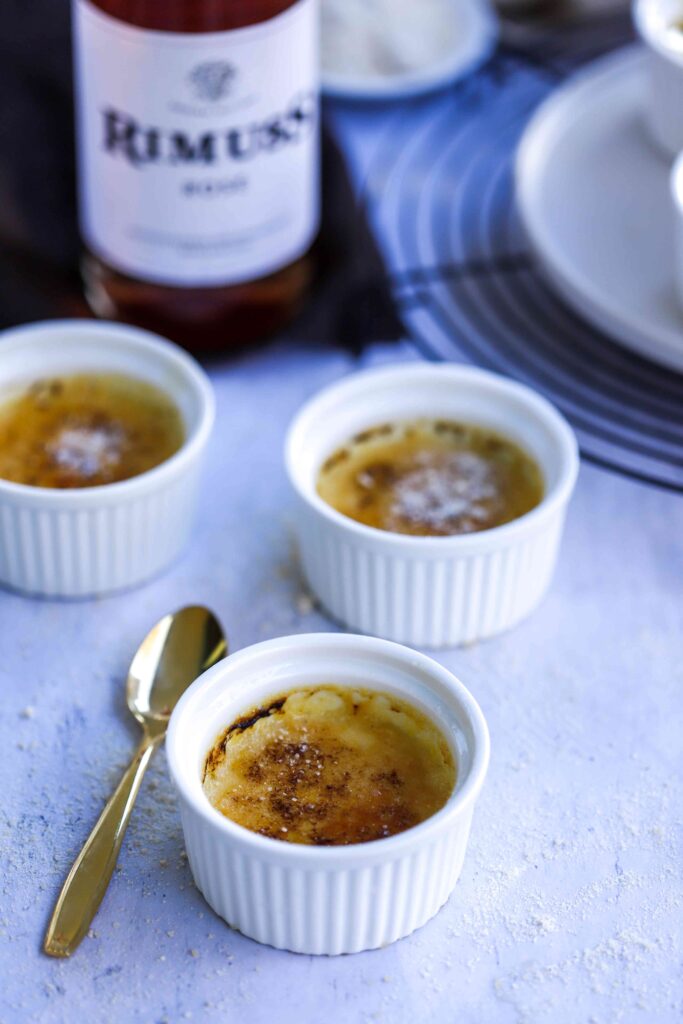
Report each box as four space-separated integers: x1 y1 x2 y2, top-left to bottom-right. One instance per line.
0 462 201 597
295 502 567 648
180 800 474 956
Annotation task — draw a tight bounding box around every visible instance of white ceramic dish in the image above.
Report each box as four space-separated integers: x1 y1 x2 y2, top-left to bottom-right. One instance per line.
516 46 683 375
672 152 683 310
166 632 490 955
321 0 497 101
285 364 578 649
0 320 214 598
633 0 683 157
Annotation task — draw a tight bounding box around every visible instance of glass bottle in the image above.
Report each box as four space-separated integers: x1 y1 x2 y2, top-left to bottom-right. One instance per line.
72 0 320 353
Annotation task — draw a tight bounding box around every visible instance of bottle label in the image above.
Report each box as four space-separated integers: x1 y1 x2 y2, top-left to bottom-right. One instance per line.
73 0 319 287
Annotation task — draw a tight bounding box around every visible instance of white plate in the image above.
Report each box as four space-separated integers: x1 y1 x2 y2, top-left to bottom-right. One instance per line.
516 46 683 374
321 0 497 101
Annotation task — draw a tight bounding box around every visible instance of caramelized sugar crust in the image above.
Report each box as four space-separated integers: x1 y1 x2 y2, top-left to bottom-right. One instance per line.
203 686 456 846
316 419 544 537
0 373 184 488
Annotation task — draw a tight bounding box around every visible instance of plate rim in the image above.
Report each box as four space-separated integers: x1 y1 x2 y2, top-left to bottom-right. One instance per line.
515 44 683 375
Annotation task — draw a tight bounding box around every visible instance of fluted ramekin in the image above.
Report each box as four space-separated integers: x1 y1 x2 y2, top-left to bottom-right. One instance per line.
166 632 490 955
672 152 683 310
0 320 214 597
285 364 578 648
634 0 683 158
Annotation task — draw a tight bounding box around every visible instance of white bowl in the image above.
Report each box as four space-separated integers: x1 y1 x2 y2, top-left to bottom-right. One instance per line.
0 320 214 597
285 364 579 648
166 632 490 955
634 0 683 158
321 0 498 102
672 152 683 309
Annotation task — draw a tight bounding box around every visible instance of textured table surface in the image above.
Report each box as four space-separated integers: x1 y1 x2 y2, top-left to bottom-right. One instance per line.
1 338 682 1024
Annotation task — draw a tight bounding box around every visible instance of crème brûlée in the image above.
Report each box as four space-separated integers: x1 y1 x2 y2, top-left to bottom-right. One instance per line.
316 418 544 537
202 686 456 846
0 373 184 489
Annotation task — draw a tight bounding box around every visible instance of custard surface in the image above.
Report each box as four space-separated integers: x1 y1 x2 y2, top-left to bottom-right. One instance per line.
0 373 184 488
316 418 544 537
203 686 456 846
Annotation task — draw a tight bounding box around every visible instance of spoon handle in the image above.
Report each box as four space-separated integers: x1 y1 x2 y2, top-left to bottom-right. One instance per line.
44 734 160 957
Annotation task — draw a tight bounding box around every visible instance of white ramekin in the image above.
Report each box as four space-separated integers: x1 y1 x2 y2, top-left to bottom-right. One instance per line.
672 152 683 310
166 632 489 955
0 320 214 598
285 364 578 648
634 0 683 158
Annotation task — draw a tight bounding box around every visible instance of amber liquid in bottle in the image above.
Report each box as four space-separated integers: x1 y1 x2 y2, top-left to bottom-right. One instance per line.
73 1 319 353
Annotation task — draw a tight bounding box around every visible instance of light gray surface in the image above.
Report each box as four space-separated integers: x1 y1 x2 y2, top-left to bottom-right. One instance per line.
1 341 682 1024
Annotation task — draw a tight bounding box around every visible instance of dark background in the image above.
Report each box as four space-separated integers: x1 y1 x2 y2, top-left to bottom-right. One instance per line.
0 1 80 320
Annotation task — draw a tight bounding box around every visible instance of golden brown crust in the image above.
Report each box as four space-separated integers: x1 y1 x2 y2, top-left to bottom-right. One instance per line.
317 417 544 537
0 373 184 489
203 686 456 846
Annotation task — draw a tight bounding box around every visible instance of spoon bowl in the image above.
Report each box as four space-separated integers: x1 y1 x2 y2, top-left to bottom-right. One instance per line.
127 606 226 727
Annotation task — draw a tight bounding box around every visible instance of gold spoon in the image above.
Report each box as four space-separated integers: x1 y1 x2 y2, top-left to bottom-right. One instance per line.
43 605 227 958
